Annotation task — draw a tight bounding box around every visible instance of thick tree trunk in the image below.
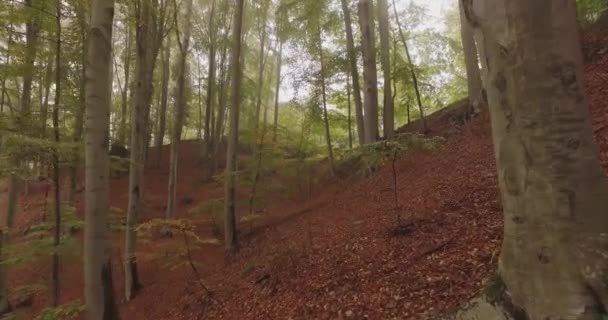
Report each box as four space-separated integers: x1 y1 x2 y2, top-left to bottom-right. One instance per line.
340 0 365 145
84 0 119 318
458 0 484 114
460 1 608 319
358 0 379 144
377 0 394 139
20 0 41 122
224 0 245 255
0 174 18 315
166 0 193 219
156 41 171 164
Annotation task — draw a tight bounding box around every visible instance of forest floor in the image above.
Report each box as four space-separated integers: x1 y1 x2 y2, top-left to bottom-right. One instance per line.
4 29 608 320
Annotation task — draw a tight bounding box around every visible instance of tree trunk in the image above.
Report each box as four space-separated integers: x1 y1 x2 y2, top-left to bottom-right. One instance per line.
458 0 484 114
0 174 18 315
357 0 379 144
464 1 608 319
340 0 365 145
51 0 62 306
272 40 283 143
119 23 133 146
202 0 218 179
20 0 41 122
40 54 54 137
377 0 394 139
346 72 353 149
84 0 119 318
166 0 194 219
392 0 427 132
253 0 270 134
156 41 171 164
224 0 245 255
317 24 336 175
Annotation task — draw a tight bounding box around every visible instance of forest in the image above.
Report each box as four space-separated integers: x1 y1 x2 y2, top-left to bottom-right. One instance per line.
0 0 607 319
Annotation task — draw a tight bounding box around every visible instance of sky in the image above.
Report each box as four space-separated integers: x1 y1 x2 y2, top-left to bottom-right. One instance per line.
278 0 456 103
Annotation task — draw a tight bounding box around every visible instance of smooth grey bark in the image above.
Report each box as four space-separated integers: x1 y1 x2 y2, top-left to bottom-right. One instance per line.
166 0 193 219
224 0 245 255
358 0 379 144
460 1 608 319
84 0 119 318
377 0 394 139
391 0 427 132
156 41 171 164
119 23 133 146
340 0 365 145
346 72 353 149
458 0 484 114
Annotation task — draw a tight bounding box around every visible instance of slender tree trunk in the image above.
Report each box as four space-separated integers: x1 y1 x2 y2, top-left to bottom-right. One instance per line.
51 0 62 306
459 1 608 319
458 0 484 114
341 0 365 145
224 0 245 255
156 41 170 164
346 72 353 149
84 0 119 318
377 0 394 139
358 0 379 144
119 24 133 146
202 0 218 179
253 0 270 133
391 0 426 132
272 40 283 143
69 2 89 202
317 25 335 174
166 0 194 219
40 54 54 137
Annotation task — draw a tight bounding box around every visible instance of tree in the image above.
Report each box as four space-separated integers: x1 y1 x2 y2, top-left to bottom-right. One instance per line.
377 0 394 139
358 0 379 144
340 0 365 145
84 0 119 317
467 1 608 318
166 0 194 219
118 22 133 146
20 0 41 123
224 0 246 255
156 39 171 164
392 0 427 132
253 0 271 133
272 39 283 143
458 0 484 114
316 18 336 174
202 0 218 180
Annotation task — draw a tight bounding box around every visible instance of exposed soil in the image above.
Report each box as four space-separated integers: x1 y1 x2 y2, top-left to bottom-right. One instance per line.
3 29 608 319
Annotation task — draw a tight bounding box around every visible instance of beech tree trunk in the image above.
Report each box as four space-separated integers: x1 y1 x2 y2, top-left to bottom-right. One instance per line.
253 0 270 133
377 0 394 139
458 0 484 114
224 0 245 255
203 0 218 179
459 1 608 319
358 0 379 144
156 41 171 164
51 0 62 306
166 0 194 219
119 23 133 146
20 0 41 122
84 0 119 318
340 0 365 145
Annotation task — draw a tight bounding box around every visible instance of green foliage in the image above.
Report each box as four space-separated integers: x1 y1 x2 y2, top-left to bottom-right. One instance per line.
577 0 608 25
3 205 82 267
36 301 85 320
